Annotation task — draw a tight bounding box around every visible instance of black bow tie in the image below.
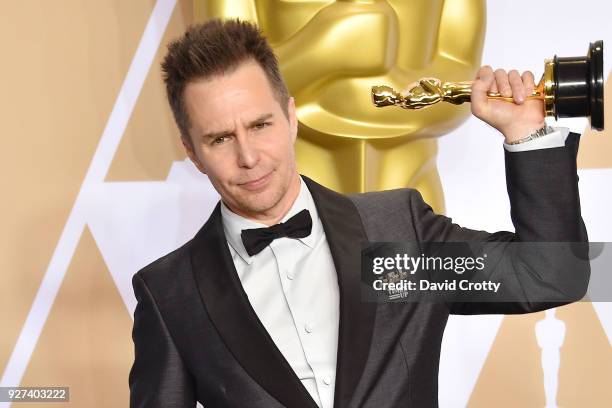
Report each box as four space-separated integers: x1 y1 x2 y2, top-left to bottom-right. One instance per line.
241 209 312 256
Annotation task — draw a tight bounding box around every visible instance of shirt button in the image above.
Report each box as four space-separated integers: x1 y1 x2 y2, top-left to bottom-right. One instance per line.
286 272 294 280
323 376 333 385
304 323 313 333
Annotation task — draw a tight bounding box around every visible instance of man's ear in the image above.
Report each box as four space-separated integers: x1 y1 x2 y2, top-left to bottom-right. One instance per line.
287 96 298 144
181 136 206 174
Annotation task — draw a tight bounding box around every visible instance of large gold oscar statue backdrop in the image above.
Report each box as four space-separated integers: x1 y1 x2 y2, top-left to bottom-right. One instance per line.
196 0 486 213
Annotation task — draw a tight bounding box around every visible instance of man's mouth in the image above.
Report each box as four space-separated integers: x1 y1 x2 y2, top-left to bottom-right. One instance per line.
238 170 273 191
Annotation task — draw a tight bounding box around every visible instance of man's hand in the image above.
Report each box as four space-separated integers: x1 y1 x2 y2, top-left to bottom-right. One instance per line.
471 66 546 143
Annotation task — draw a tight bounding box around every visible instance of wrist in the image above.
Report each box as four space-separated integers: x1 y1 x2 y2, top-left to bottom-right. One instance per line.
502 121 547 144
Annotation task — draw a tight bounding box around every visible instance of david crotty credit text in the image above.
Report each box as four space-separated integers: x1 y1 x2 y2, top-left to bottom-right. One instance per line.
373 279 502 293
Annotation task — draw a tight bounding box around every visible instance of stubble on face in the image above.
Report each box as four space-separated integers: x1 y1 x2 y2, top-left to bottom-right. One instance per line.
224 149 299 220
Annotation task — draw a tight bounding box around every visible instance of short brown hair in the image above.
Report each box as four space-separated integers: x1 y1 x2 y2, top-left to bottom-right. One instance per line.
161 19 290 148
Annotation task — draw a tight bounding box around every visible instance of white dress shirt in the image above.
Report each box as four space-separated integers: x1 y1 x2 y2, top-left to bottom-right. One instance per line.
503 127 570 152
220 176 340 408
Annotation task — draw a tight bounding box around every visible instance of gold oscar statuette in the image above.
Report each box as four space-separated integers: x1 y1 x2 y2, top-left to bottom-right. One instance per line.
372 41 604 131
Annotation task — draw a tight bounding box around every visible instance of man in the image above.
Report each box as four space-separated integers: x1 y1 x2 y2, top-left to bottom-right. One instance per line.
129 19 589 407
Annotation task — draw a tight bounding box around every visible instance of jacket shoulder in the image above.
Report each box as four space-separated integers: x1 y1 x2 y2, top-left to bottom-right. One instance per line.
348 187 423 213
347 188 427 242
133 238 194 287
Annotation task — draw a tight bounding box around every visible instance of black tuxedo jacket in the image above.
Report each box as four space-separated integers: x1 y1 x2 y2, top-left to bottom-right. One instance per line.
129 133 589 407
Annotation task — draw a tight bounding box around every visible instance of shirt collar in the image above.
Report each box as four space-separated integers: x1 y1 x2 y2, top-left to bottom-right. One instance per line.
220 175 319 265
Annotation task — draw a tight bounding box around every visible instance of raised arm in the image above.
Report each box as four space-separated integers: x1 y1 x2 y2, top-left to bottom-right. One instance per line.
408 132 590 314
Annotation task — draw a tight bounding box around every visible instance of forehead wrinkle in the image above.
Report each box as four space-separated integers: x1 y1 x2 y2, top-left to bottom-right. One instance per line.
207 110 275 135
204 117 239 138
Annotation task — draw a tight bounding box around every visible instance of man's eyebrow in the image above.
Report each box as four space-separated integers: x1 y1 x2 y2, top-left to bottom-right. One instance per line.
201 113 275 140
248 113 274 127
201 129 232 141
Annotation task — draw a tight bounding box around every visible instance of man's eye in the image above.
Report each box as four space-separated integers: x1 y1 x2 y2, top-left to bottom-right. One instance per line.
213 136 228 145
254 122 270 130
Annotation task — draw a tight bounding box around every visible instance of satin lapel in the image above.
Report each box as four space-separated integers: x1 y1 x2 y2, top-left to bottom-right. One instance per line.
302 176 377 408
190 202 318 408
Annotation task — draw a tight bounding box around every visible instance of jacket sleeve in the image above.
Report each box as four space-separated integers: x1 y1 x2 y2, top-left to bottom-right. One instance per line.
129 273 196 407
408 132 590 314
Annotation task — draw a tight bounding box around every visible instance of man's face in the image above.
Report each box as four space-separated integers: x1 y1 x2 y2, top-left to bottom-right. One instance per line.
182 59 299 222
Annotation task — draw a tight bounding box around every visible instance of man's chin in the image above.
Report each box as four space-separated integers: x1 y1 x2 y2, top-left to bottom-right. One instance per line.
233 191 283 216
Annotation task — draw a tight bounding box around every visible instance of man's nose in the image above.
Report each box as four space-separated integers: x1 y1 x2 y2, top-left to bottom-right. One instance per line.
235 131 259 168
